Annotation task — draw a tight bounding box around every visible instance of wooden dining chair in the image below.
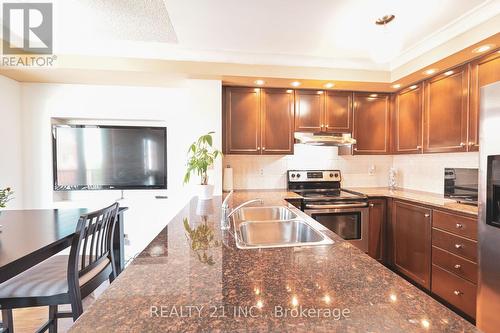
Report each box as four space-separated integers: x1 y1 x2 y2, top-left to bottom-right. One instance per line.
0 202 120 333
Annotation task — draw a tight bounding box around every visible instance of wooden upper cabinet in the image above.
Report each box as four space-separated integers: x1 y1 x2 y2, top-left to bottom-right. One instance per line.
352 93 390 154
392 201 432 290
324 91 353 133
469 51 500 151
224 87 261 154
294 90 324 132
261 89 294 154
393 84 423 154
423 66 469 153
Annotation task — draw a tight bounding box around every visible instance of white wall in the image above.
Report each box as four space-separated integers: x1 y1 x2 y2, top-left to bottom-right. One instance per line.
0 75 23 209
393 152 479 194
20 80 222 209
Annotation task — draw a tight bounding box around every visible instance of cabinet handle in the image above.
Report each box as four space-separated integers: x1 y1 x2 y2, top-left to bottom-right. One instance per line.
262 147 266 151
354 148 358 151
257 147 261 151
460 142 465 147
417 145 422 149
453 290 463 296
369 203 374 207
455 244 464 249
424 213 430 218
456 223 463 229
468 142 475 146
454 264 462 269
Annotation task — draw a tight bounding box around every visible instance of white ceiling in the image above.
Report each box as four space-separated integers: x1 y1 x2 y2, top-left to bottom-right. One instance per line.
2 0 499 73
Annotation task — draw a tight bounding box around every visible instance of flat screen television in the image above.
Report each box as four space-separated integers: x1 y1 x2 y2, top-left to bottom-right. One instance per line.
52 125 167 190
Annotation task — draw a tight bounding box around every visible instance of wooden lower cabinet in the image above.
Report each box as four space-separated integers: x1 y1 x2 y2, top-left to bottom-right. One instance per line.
368 198 386 262
391 201 432 289
431 209 478 319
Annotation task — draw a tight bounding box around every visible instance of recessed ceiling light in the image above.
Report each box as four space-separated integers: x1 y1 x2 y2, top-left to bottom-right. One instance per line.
444 70 454 76
424 69 436 75
369 93 378 97
473 44 494 53
324 82 335 88
291 81 301 87
254 79 265 85
392 84 401 89
409 85 418 90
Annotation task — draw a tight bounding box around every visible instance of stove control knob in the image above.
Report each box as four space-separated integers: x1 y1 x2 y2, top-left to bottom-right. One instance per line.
334 173 339 178
329 173 334 178
296 174 301 178
291 173 296 178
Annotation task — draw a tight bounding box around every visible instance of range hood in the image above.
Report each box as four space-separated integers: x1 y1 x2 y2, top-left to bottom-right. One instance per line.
294 132 356 146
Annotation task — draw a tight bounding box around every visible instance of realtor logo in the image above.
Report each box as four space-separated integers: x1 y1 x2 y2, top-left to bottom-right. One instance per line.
2 2 53 55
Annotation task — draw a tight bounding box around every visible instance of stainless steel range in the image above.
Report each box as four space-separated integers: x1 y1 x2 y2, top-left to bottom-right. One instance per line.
287 170 369 252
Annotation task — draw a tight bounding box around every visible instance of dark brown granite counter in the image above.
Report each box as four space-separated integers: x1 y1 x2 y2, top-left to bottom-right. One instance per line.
70 192 479 332
347 187 478 216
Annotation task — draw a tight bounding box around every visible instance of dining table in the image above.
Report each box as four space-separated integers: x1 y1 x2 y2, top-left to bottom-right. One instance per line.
0 207 127 284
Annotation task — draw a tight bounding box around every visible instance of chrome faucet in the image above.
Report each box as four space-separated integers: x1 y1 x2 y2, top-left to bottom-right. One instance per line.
221 190 263 230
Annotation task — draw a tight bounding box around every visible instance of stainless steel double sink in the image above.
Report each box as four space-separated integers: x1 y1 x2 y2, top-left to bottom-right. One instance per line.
231 206 333 249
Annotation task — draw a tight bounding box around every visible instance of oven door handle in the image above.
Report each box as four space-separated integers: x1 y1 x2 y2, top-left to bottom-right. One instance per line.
305 203 368 209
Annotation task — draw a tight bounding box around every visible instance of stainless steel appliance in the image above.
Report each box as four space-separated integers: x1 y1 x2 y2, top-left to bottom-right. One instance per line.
444 168 479 206
478 82 500 333
287 170 369 252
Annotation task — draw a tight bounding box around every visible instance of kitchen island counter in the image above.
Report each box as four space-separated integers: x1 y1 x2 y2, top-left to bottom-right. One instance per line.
70 192 478 332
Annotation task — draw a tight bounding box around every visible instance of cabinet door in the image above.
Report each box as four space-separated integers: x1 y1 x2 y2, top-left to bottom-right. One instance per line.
261 89 294 154
469 52 500 151
392 201 432 290
423 66 468 153
352 93 390 154
324 91 352 133
368 198 386 262
224 87 261 154
295 90 324 132
393 84 423 154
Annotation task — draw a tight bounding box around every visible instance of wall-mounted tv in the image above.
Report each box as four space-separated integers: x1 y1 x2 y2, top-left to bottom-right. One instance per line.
52 125 167 191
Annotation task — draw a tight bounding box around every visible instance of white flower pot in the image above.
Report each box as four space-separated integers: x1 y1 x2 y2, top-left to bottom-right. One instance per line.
198 184 214 200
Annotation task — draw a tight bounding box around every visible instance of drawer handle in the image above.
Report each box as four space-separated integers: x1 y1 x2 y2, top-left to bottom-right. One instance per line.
454 264 462 269
369 203 375 207
453 290 463 296
455 244 464 249
456 223 464 229
424 213 430 218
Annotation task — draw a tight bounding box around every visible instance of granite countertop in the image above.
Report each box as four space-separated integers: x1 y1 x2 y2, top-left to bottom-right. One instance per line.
70 192 478 333
346 187 478 216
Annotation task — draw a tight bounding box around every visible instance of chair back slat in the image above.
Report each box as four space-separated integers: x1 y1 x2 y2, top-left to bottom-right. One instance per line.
69 203 120 280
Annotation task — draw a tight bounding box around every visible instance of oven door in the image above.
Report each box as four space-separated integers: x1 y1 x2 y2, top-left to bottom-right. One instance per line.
304 203 369 252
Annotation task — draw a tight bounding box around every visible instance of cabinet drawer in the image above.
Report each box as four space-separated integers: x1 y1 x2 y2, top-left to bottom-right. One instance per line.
433 210 477 240
432 246 477 283
432 228 477 262
432 265 477 318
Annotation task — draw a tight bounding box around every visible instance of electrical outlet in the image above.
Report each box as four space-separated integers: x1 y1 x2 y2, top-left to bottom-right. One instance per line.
259 168 264 176
368 165 376 176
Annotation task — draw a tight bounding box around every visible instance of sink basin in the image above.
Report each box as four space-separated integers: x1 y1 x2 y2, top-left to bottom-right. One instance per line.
231 206 298 222
239 220 324 246
231 206 333 249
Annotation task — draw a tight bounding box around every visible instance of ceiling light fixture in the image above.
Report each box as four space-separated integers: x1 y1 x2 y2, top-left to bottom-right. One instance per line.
424 69 436 75
291 81 301 87
392 84 401 89
444 70 454 76
370 14 401 64
254 79 265 85
324 82 335 88
473 44 494 53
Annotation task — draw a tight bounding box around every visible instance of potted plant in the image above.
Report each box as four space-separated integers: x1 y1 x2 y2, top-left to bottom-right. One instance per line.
184 132 222 200
0 187 14 210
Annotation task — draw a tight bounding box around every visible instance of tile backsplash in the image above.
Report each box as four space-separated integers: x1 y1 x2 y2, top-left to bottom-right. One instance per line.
223 145 479 194
223 145 393 190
